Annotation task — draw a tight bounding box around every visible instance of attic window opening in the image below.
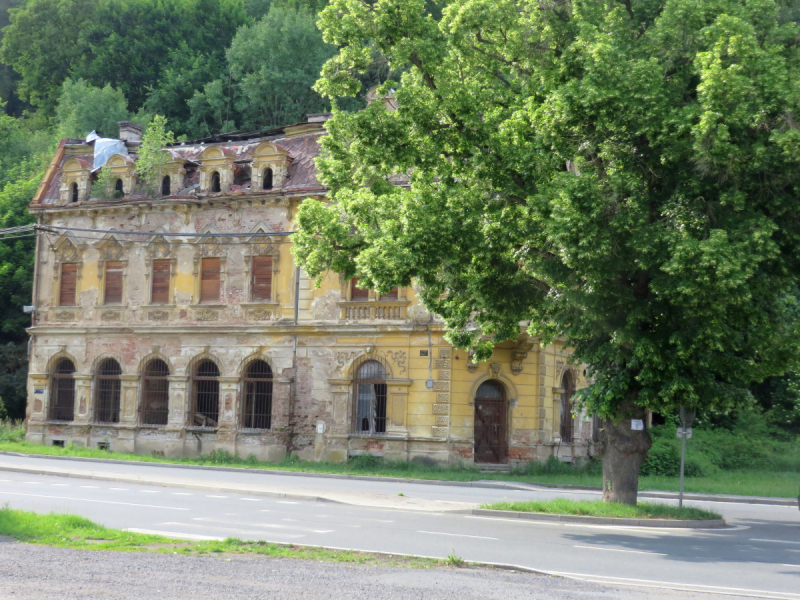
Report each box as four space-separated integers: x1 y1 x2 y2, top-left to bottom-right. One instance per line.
262 168 273 190
114 178 124 198
211 171 221 193
161 175 170 196
71 182 78 203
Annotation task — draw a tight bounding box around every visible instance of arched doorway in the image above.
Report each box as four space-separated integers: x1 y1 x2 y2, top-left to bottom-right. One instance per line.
473 380 507 463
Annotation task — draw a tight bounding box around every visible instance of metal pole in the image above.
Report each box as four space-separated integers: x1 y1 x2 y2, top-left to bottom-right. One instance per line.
679 428 687 509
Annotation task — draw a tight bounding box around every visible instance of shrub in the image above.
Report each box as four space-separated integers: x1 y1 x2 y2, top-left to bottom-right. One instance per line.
348 454 384 470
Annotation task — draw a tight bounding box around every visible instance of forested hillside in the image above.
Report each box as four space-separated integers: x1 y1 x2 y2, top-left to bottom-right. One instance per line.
0 0 796 439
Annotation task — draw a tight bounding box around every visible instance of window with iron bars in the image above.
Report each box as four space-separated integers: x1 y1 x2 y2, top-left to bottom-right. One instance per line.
353 360 388 435
192 360 219 427
560 371 576 443
242 359 272 429
141 359 170 425
50 358 76 422
95 358 122 424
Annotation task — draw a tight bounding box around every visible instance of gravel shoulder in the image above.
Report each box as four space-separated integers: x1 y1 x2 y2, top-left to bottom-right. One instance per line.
0 542 760 600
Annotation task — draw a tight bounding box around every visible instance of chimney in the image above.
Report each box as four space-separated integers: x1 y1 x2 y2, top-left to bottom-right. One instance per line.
118 121 144 144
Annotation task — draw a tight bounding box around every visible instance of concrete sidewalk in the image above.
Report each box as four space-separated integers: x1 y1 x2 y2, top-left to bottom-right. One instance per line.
0 450 795 507
0 459 476 512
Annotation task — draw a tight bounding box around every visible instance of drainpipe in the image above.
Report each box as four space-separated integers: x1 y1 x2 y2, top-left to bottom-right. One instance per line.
287 265 301 455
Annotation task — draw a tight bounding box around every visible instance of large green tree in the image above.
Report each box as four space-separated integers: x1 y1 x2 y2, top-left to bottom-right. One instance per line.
294 0 800 503
188 5 335 135
1 0 248 114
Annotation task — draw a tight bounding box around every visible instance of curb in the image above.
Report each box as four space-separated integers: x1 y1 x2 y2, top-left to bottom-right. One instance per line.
1 450 795 506
468 508 727 528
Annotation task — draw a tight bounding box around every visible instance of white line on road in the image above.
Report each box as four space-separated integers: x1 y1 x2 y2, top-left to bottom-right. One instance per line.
79 486 98 489
23 482 42 484
573 545 666 556
782 564 800 568
109 488 128 491
50 484 69 487
172 492 192 496
0 491 190 510
276 501 298 504
417 531 498 540
240 498 260 502
124 528 224 541
206 495 228 499
140 490 160 494
751 539 800 545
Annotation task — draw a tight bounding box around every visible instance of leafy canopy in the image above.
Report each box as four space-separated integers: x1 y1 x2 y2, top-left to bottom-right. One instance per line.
136 116 175 194
294 0 800 418
55 78 132 139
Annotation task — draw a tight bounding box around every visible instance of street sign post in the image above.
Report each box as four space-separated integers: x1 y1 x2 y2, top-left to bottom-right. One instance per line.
678 406 696 509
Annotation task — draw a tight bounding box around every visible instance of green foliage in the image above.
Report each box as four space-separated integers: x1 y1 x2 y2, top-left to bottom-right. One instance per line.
483 499 720 520
188 5 334 135
0 0 249 114
0 419 25 442
297 0 800 427
55 78 131 139
0 343 28 419
135 115 175 194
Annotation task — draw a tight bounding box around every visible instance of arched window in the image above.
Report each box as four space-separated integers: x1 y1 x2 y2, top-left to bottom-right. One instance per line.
474 380 507 463
161 175 171 196
211 171 221 193
561 370 576 442
50 359 76 422
71 182 79 203
354 360 387 434
95 358 122 423
192 360 220 427
262 167 273 190
242 360 272 429
114 178 124 197
142 359 170 425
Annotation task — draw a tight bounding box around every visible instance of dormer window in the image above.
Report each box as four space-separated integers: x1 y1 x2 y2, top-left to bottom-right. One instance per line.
161 175 170 196
211 171 221 193
71 183 78 203
262 168 273 190
114 178 124 198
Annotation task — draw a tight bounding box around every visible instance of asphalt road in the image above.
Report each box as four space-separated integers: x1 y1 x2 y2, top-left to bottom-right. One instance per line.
0 455 799 599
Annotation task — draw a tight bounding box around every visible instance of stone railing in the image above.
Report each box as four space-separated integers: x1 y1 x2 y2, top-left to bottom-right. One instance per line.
339 301 409 321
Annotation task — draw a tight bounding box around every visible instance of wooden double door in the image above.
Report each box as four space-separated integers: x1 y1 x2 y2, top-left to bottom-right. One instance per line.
473 380 507 463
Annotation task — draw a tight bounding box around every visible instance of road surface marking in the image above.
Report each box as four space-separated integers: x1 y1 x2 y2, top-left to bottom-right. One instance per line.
140 490 160 494
160 521 305 539
0 491 189 510
79 485 98 489
545 569 800 600
240 498 260 502
193 517 334 534
124 528 223 541
50 483 69 487
277 501 298 504
573 545 666 556
24 482 42 484
206 495 228 499
782 564 800 568
751 538 800 545
109 488 128 491
417 531 498 540
172 492 192 496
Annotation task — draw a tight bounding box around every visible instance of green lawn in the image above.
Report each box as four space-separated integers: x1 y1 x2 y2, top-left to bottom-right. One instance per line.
0 507 443 567
0 436 797 499
481 499 721 520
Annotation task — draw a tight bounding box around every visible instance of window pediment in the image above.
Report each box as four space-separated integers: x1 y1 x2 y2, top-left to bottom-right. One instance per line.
251 141 292 191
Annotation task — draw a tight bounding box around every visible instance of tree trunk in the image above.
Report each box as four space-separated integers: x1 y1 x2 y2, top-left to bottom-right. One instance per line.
596 398 652 505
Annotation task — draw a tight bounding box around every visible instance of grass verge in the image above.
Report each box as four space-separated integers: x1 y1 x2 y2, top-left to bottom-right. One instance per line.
481 499 721 520
0 437 797 498
0 506 445 568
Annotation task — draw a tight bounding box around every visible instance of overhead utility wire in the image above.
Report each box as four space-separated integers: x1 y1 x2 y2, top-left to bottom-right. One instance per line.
38 225 294 238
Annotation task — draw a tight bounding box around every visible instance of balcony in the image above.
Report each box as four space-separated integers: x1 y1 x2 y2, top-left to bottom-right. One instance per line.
339 301 409 321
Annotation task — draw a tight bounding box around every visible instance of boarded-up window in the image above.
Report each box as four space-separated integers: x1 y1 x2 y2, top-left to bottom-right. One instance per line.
151 260 170 304
350 277 369 301
200 258 221 303
104 261 123 304
59 263 78 306
379 287 399 301
251 256 272 301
